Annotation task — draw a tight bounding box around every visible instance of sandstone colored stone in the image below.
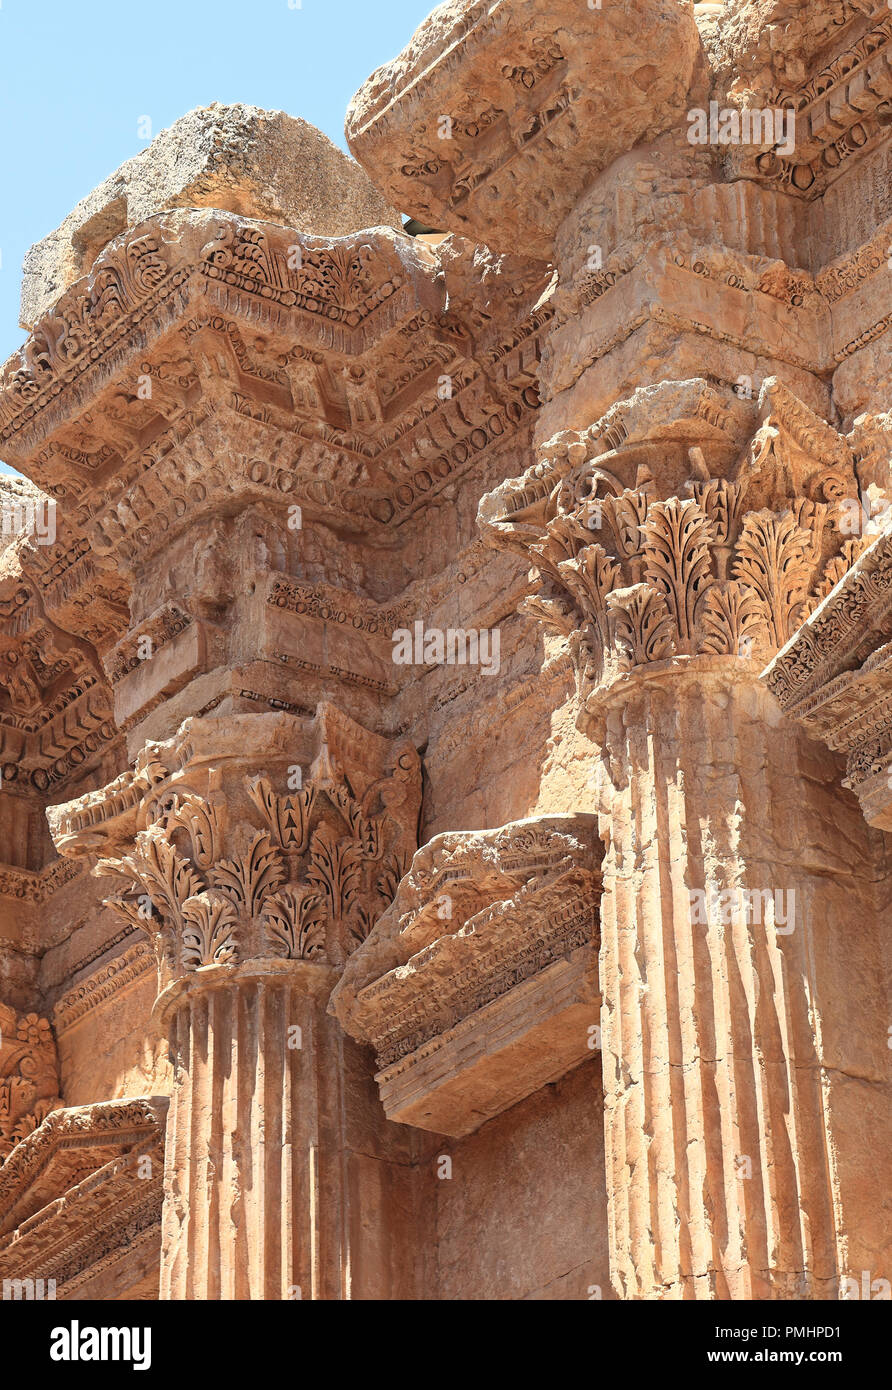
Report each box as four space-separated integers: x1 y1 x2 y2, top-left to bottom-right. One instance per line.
20 102 402 329
0 0 890 1306
331 815 601 1134
346 0 700 258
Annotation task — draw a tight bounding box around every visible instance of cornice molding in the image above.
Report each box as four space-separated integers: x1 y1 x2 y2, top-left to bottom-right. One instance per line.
331 813 602 1135
52 938 154 1034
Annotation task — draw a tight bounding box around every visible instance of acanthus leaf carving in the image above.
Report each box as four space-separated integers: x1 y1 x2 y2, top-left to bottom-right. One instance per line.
518 590 578 636
181 891 239 970
152 792 223 870
688 478 747 577
602 489 650 576
804 535 876 614
131 826 204 930
211 831 285 917
699 580 765 659
481 393 853 718
732 509 815 649
261 887 326 961
641 498 713 653
327 783 382 862
77 722 420 977
376 848 414 906
0 1009 63 1165
606 584 676 670
557 543 621 648
306 823 362 921
246 775 316 854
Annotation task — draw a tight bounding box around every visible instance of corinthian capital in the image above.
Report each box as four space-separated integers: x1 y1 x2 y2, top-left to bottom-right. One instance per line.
479 377 868 726
46 709 420 994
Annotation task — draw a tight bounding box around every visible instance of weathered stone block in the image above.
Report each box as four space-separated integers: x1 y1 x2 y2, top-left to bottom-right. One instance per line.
20 102 401 329
374 946 598 1135
331 814 602 1137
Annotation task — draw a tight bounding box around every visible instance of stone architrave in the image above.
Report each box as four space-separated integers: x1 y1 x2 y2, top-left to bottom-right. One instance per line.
0 2 889 1304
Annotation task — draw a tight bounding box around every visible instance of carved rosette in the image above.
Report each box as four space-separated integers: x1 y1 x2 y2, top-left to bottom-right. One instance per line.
0 1005 63 1164
479 380 866 727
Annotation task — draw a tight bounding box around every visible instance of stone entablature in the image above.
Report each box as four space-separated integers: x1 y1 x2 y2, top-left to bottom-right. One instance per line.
0 190 548 762
0 0 890 1305
722 7 892 197
538 217 892 423
0 476 120 802
52 937 154 1035
0 858 81 904
331 814 601 1135
0 1097 167 1300
764 516 892 828
347 1 892 245
19 104 402 330
0 210 548 522
346 0 700 258
0 203 549 758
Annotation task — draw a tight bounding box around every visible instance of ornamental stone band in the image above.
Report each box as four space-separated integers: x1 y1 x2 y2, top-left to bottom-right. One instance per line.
0 0 889 1304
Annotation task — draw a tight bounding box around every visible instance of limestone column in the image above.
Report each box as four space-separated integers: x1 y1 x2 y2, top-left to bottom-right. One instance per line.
594 660 851 1299
478 392 883 1298
157 962 345 1301
335 0 892 1301
49 707 421 1300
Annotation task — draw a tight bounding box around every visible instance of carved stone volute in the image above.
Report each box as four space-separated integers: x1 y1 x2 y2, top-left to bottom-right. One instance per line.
479 377 865 733
47 707 421 999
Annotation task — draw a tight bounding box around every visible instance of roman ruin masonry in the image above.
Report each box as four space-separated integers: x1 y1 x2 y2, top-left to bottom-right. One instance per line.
0 0 890 1301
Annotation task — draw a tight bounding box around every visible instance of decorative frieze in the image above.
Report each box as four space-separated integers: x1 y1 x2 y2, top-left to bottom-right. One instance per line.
330 815 602 1136
52 938 155 1034
0 1097 167 1301
0 857 81 904
731 10 892 198
0 1006 63 1163
764 518 892 828
0 211 546 525
344 0 700 258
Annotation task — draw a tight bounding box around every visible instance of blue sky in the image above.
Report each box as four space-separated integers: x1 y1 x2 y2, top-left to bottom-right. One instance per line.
0 0 436 459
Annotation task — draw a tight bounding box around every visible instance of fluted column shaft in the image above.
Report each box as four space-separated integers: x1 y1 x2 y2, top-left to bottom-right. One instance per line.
158 962 345 1301
596 659 866 1299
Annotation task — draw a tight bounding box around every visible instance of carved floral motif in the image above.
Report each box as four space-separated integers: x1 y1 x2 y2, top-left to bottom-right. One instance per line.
0 1006 63 1164
95 752 420 977
479 381 862 713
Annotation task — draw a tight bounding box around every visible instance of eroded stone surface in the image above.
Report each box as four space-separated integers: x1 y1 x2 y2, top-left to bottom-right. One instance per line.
346 0 700 258
331 814 601 1135
0 0 890 1304
21 103 401 329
